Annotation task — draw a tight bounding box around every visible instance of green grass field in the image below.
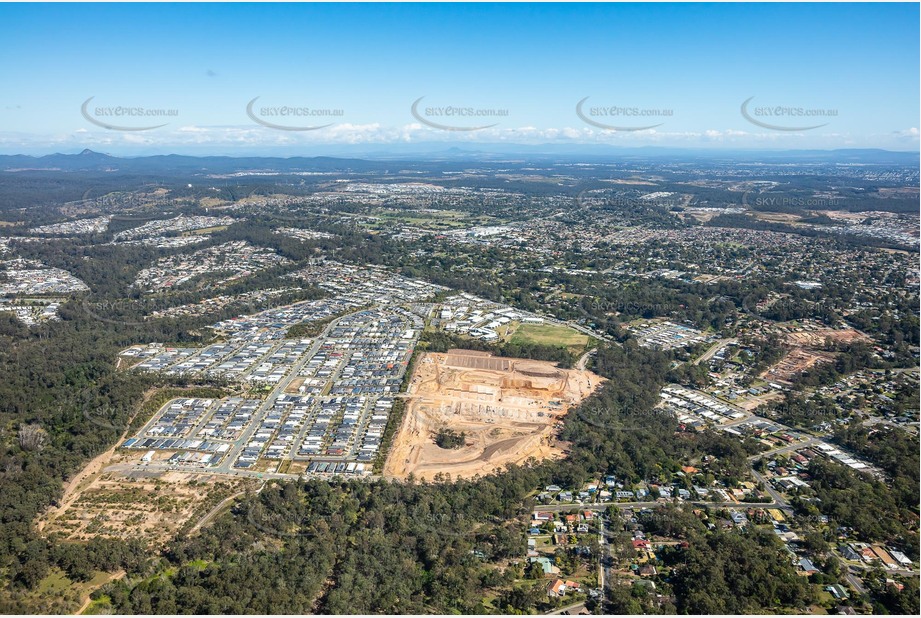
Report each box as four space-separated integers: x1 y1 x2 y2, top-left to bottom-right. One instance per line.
509 323 589 351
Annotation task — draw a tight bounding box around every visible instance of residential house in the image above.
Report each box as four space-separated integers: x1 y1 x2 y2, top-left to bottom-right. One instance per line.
798 557 819 575
547 579 582 597
528 556 560 576
889 549 912 567
839 544 861 562
870 546 898 569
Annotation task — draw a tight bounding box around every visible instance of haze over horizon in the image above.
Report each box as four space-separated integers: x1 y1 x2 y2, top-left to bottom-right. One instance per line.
4 144 921 161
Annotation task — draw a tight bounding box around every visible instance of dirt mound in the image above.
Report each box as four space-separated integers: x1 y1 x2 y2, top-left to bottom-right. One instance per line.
383 350 604 481
514 361 564 378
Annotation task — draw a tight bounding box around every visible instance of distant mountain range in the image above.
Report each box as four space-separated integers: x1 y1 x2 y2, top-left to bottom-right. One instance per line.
0 146 917 173
0 149 387 173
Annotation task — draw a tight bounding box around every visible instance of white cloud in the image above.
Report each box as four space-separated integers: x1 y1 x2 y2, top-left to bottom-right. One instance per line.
3 121 918 153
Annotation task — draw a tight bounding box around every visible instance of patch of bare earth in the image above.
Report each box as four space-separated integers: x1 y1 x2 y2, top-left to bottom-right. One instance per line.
760 348 835 384
38 387 255 547
40 466 255 547
760 328 871 385
384 350 604 481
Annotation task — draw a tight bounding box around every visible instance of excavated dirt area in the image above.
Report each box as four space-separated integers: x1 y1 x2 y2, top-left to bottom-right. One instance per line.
761 327 869 384
384 350 605 481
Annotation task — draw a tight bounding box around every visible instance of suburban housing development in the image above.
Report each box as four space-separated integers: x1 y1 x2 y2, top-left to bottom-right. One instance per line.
0 2 917 616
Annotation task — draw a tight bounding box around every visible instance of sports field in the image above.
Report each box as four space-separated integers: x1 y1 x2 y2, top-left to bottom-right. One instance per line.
509 323 589 351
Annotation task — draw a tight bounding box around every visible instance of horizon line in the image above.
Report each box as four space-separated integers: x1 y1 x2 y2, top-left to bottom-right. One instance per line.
3 146 920 159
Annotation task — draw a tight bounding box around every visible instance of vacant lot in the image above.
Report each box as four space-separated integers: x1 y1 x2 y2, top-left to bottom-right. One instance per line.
786 327 868 347
758 326 870 384
39 453 255 547
750 211 805 224
509 323 589 352
384 350 604 481
760 348 835 384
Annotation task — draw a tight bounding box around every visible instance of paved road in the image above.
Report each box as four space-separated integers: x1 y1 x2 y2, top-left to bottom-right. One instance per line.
544 602 585 615
599 515 614 610
534 499 781 513
106 460 310 481
750 467 793 514
666 383 750 418
216 310 363 473
747 436 822 461
108 458 386 484
108 307 387 479
187 485 260 535
566 320 612 342
844 570 867 595
693 338 737 365
576 348 597 371
534 309 612 343
837 556 916 579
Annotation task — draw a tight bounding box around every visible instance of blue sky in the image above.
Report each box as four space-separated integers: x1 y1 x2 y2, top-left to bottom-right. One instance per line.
1 2 918 154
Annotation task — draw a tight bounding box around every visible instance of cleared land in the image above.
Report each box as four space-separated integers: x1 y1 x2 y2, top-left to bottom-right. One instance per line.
760 327 870 384
785 327 868 347
384 350 604 481
761 348 835 384
750 211 805 224
39 450 255 546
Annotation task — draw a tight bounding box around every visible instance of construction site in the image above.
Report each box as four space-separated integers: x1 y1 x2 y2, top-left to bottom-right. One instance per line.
785 326 869 347
384 349 604 481
761 326 870 384
37 448 254 547
761 347 836 384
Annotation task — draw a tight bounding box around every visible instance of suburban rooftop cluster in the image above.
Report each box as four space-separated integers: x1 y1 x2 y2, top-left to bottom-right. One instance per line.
132 240 291 292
